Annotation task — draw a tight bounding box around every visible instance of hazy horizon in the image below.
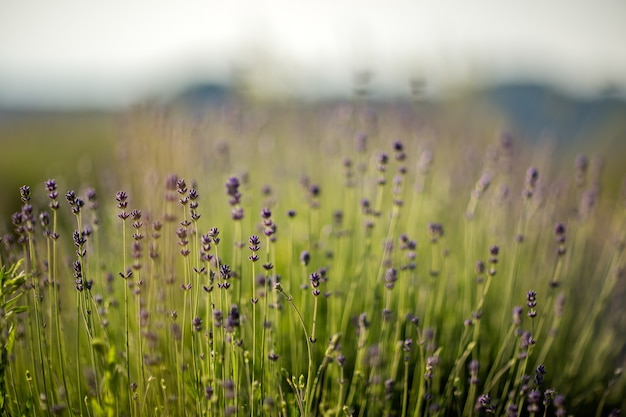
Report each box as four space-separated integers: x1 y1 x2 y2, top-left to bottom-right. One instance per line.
2 0 626 109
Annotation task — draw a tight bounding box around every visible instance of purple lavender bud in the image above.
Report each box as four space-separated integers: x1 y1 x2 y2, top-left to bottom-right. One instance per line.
526 290 537 318
543 388 556 407
358 313 369 329
424 328 435 341
165 174 178 191
21 205 33 221
75 198 85 214
506 403 518 417
527 389 541 413
384 378 394 396
73 230 87 247
115 191 128 206
575 154 589 172
19 185 31 203
384 267 398 289
476 174 492 195
332 210 344 226
523 167 539 198
300 251 311 266
176 179 187 195
520 331 536 350
85 187 97 202
263 223 276 237
45 179 57 192
355 132 367 153
526 167 539 187
204 386 213 400
337 353 346 367
554 223 566 236
66 190 77 204
39 212 50 228
261 185 272 196
176 227 187 240
192 317 202 332
533 364 546 386
223 378 235 392
477 393 490 406
424 355 437 379
225 176 240 197
553 394 565 407
11 212 23 226
130 209 142 221
468 360 480 384
249 235 261 250
403 339 413 352
220 264 231 279
428 223 444 241
513 306 523 326
212 309 223 327
309 272 321 288
231 207 244 220
72 260 82 276
226 304 240 331
308 184 321 198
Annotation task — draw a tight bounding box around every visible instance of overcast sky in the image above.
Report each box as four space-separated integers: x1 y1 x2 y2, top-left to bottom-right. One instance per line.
1 0 625 108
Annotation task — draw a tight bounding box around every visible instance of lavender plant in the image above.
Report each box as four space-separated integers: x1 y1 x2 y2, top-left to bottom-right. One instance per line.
0 100 624 416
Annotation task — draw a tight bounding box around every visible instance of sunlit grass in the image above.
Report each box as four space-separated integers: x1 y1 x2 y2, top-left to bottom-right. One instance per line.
0 100 624 416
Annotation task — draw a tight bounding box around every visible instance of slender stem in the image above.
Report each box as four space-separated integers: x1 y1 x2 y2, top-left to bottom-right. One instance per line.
401 359 410 417
76 293 84 417
121 219 131 414
250 258 257 416
275 284 313 416
51 210 70 412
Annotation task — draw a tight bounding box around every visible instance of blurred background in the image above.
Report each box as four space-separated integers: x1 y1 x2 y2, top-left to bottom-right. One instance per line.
2 0 626 107
1 0 625 219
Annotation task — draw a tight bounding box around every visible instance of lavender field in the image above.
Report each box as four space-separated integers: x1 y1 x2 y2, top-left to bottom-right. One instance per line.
1 98 625 416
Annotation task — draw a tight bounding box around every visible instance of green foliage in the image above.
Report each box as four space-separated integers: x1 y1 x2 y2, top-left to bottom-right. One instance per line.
0 101 624 416
0 259 27 417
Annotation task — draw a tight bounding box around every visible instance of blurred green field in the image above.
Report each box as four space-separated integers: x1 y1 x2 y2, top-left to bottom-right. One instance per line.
2 90 624 225
0 111 118 226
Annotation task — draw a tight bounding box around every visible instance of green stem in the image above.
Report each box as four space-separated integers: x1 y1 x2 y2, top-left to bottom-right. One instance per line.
121 219 131 414
275 283 313 416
